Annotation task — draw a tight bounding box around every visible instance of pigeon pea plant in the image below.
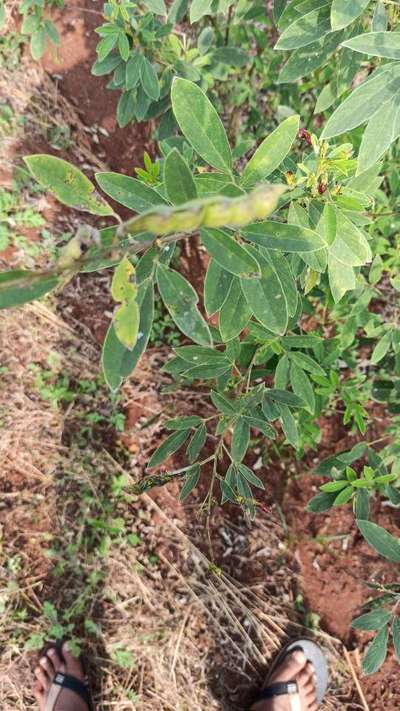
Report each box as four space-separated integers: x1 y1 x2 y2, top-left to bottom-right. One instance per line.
92 0 251 130
5 0 64 60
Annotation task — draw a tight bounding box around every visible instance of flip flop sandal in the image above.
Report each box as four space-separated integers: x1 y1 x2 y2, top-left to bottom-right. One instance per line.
42 642 94 711
251 638 329 710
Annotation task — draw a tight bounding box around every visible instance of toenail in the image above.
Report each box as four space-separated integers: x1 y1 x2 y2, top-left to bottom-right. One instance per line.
293 651 306 664
49 649 56 656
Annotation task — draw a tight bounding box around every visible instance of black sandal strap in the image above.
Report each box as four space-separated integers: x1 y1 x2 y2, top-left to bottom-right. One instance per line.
254 680 298 700
53 672 93 711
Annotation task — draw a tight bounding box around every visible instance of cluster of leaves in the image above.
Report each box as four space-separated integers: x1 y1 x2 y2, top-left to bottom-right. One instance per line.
3 0 64 60
92 0 252 131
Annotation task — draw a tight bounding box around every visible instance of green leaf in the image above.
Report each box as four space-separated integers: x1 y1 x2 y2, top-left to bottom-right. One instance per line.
204 259 233 316
357 520 400 562
210 47 249 68
322 64 400 139
275 5 332 51
242 222 326 252
358 95 400 174
179 465 200 500
231 419 250 463
307 491 336 512
171 78 232 173
241 115 299 187
241 248 288 336
92 54 122 77
393 618 400 662
355 489 369 520
329 209 371 266
30 27 46 60
116 90 136 128
96 172 166 213
288 351 325 376
320 480 349 493
143 0 167 14
164 149 197 205
352 610 391 631
278 31 344 83
362 625 389 675
165 416 202 430
333 485 353 505
175 345 226 364
262 249 297 317
267 388 304 408
371 331 392 364
210 390 236 415
331 0 371 30
277 402 299 448
219 278 252 342
125 53 142 90
44 20 60 45
190 0 213 23
25 155 113 216
0 270 59 309
168 0 189 23
186 424 207 463
102 279 154 391
201 228 261 278
274 354 289 389
118 32 130 61
157 264 212 345
140 57 160 101
372 2 388 32
238 463 264 489
328 254 356 303
343 31 400 59
290 363 315 413
148 429 190 468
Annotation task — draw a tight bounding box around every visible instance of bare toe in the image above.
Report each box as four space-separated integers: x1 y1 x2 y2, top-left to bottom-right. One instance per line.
61 641 85 680
34 667 49 691
269 649 307 684
39 655 55 680
47 646 64 673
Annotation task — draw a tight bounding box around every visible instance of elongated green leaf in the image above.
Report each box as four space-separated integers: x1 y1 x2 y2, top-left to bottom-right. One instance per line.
179 464 201 500
329 209 372 266
219 278 252 341
102 279 154 391
357 520 400 562
331 0 371 30
204 259 233 316
241 248 288 335
238 463 264 489
307 491 336 512
0 270 59 309
242 222 326 252
143 0 166 14
210 390 236 415
362 625 389 675
277 402 299 447
25 155 113 215
92 54 122 76
262 249 297 317
241 115 299 187
171 78 232 173
201 228 261 278
278 31 344 83
393 618 400 662
186 424 207 463
164 149 197 205
288 351 325 376
31 27 46 60
190 0 213 22
343 31 400 58
372 2 388 32
96 172 166 212
328 254 356 303
175 345 226 364
322 64 400 138
231 418 250 463
352 610 391 631
357 95 400 174
157 264 212 345
290 363 315 413
140 56 160 100
113 297 140 350
267 388 304 407
166 415 202 430
275 5 332 51
148 429 190 468
371 332 392 364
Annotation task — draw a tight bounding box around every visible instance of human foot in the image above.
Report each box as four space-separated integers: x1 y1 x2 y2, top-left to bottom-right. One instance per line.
251 650 318 711
33 641 91 711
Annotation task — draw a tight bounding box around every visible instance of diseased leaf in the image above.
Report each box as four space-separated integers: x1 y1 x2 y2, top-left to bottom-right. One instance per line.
25 155 113 216
201 228 261 278
171 78 232 172
352 610 391 631
96 172 167 213
204 259 233 316
343 32 400 59
186 424 207 463
179 465 201 500
0 270 59 309
278 31 344 83
275 5 332 51
328 253 356 303
241 115 299 186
